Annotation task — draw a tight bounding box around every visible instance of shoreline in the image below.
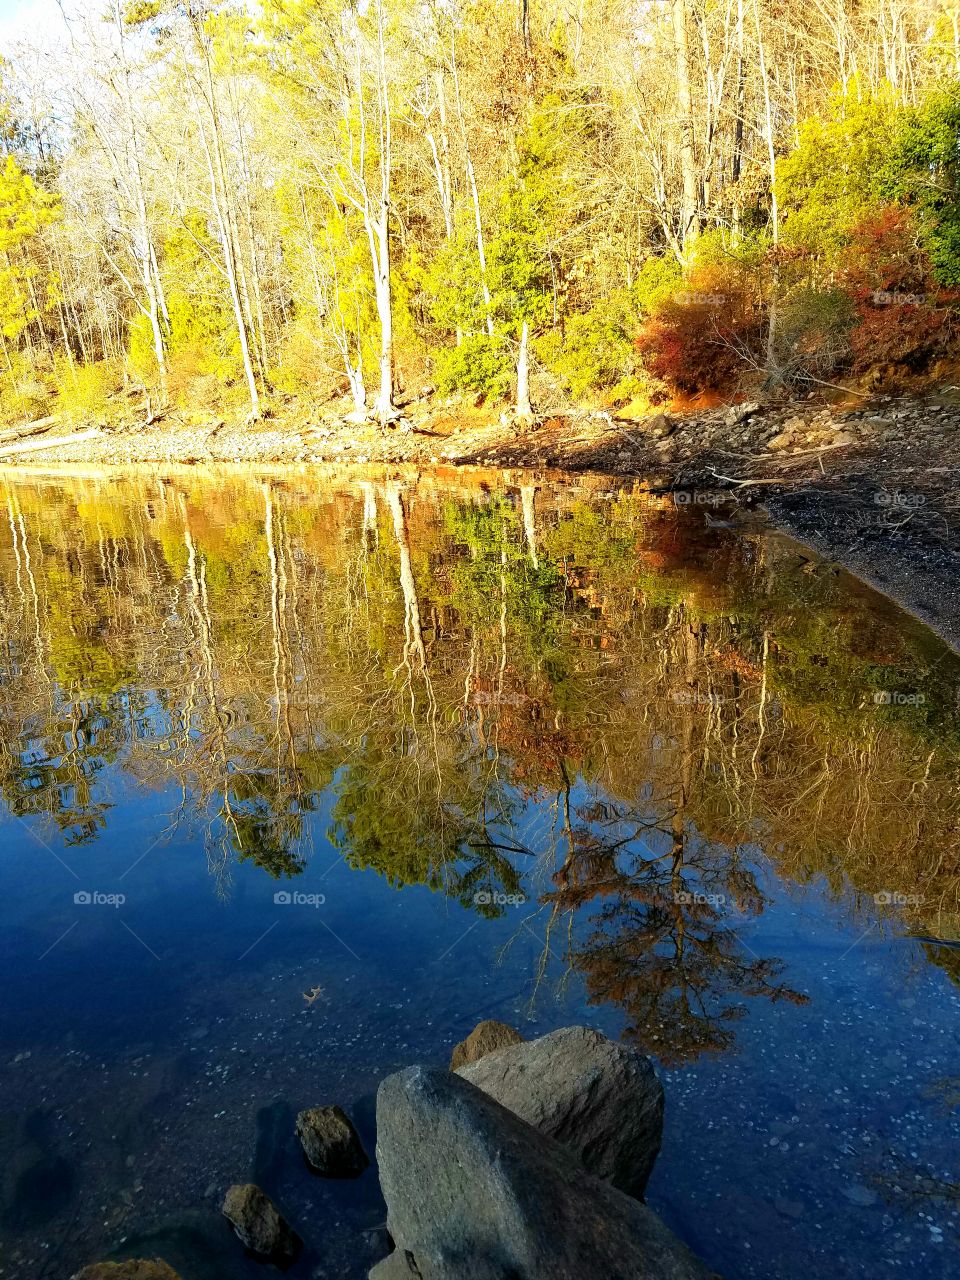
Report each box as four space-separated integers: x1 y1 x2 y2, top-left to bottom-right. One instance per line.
4 392 960 650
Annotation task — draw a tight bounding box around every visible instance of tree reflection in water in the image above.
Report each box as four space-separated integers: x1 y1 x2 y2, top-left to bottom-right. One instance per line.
1 468 959 1064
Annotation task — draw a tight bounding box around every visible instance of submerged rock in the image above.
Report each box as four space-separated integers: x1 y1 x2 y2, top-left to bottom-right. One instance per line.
448 1019 523 1070
221 1182 302 1263
73 1263 181 1280
456 1025 663 1200
371 1065 718 1280
841 1183 878 1208
296 1104 369 1176
362 1223 395 1266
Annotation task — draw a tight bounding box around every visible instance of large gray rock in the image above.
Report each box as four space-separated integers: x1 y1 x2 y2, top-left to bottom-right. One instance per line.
370 1066 718 1280
296 1104 369 1176
457 1025 663 1199
221 1182 302 1263
449 1019 523 1070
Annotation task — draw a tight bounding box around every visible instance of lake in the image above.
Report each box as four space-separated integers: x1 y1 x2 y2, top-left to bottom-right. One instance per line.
0 466 958 1280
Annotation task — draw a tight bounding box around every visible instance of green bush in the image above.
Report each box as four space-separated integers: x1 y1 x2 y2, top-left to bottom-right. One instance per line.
879 82 960 286
268 321 329 396
162 215 243 384
536 292 644 402
633 254 684 315
433 333 514 400
776 86 895 261
773 284 856 383
127 310 160 384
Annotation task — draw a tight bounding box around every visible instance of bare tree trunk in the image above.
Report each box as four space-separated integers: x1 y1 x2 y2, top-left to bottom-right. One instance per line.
515 320 532 420
347 363 367 413
426 72 454 241
520 0 532 56
754 0 780 376
113 0 168 395
353 1 396 427
186 23 261 420
231 80 270 379
451 35 494 338
731 0 746 237
672 0 699 254
372 210 395 424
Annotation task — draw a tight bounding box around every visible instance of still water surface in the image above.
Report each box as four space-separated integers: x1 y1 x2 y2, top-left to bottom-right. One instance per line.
0 467 958 1279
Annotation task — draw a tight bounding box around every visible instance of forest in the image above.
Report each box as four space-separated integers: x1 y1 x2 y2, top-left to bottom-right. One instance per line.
0 0 959 431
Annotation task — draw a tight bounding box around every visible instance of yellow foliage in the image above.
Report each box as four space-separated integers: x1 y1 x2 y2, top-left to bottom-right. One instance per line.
54 357 118 426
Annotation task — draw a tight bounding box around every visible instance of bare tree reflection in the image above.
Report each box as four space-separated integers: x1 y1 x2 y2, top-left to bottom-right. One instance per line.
0 470 957 1054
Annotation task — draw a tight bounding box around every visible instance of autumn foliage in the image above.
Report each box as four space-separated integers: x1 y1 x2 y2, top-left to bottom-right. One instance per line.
841 206 960 377
634 263 765 397
638 206 960 397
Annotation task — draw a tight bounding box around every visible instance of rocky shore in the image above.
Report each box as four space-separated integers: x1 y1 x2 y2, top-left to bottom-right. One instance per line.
72 1023 720 1280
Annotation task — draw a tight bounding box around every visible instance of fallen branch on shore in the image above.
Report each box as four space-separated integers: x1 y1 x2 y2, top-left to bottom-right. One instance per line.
0 414 58 446
704 470 813 488
0 428 101 459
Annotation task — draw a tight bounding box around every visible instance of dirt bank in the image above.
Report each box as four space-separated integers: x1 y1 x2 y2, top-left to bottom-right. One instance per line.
3 391 960 649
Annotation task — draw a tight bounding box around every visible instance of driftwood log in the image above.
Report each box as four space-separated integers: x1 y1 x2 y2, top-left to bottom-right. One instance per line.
0 428 101 459
0 415 58 446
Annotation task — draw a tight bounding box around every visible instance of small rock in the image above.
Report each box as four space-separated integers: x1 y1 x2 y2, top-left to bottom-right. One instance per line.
362 1223 394 1264
449 1019 524 1070
841 1184 878 1208
724 401 759 427
774 1196 806 1220
767 430 797 451
73 1263 181 1280
222 1183 302 1262
647 413 675 439
296 1105 370 1177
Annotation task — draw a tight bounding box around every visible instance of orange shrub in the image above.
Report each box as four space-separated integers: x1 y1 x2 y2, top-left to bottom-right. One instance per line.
841 206 960 375
635 263 765 396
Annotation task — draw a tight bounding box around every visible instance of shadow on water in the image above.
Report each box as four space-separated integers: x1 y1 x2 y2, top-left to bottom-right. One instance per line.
0 1110 75 1232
